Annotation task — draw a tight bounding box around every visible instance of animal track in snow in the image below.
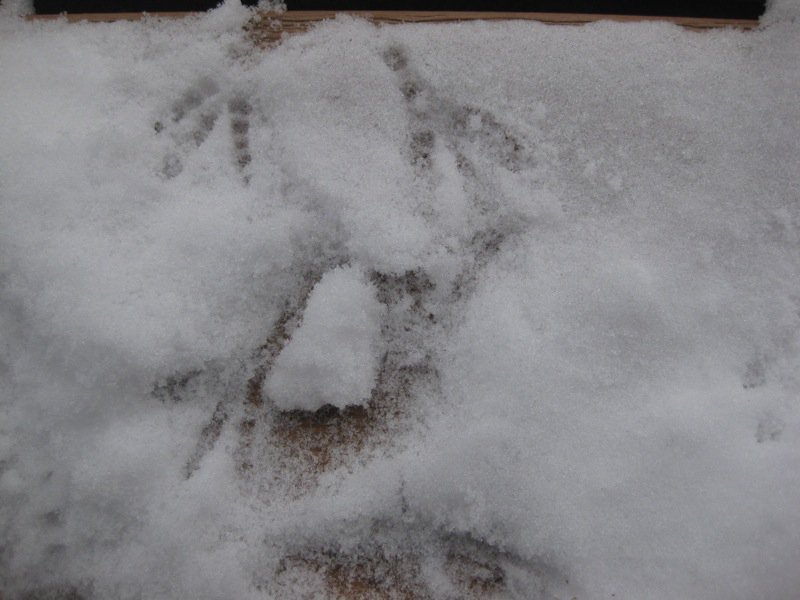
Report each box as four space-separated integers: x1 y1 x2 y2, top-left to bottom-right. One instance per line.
263 527 567 600
380 43 533 298
228 96 253 173
15 584 90 600
742 355 768 390
382 44 533 178
151 43 547 597
171 44 535 493
235 267 440 496
756 413 784 443
154 78 253 182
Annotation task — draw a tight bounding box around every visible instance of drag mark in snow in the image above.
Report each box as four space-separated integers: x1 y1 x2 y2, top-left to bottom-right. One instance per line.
183 400 229 478
236 269 326 480
151 365 235 479
154 268 326 480
450 227 510 301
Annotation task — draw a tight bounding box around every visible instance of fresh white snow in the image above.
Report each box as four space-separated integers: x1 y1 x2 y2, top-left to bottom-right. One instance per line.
1 1 800 598
264 264 385 411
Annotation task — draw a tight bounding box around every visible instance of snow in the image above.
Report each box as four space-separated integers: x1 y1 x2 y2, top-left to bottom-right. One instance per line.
763 0 800 24
1 2 800 599
264 265 385 411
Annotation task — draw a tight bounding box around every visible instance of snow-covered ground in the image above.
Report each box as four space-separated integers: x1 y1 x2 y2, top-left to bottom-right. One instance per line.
1 1 799 598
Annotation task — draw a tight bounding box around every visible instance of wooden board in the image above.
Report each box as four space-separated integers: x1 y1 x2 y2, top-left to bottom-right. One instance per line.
28 10 760 41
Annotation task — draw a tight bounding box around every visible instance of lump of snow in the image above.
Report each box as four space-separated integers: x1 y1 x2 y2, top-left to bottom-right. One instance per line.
264 265 385 412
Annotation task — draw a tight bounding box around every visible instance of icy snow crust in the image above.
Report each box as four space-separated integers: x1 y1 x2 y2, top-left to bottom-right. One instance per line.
1 3 800 599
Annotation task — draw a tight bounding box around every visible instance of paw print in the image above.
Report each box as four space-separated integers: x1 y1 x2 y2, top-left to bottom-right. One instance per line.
154 77 253 182
380 43 532 297
756 413 784 443
742 355 767 390
382 44 533 177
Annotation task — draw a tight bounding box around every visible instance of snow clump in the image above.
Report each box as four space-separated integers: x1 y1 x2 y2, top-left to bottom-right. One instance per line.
264 265 385 411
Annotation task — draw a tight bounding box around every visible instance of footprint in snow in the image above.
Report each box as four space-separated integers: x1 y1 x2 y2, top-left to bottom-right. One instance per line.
382 44 534 177
154 77 252 182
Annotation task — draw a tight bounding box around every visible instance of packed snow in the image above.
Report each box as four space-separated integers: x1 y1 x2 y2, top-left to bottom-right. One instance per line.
1 1 800 598
265 265 385 411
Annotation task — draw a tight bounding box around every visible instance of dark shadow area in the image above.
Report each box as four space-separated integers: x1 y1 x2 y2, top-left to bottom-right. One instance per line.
292 0 765 18
34 0 766 19
34 0 254 12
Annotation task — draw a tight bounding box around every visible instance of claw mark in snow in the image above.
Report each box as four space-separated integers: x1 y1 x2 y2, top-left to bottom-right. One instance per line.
154 79 254 183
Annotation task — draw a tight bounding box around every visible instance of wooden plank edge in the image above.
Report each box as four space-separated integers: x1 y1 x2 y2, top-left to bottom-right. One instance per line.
27 11 190 21
26 10 760 37
26 10 759 28
265 11 759 29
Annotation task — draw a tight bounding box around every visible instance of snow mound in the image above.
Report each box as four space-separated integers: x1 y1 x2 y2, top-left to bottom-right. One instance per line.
265 265 385 411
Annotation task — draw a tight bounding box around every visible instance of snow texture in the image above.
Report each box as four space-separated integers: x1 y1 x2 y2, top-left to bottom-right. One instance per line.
264 265 385 411
1 2 800 599
763 0 800 24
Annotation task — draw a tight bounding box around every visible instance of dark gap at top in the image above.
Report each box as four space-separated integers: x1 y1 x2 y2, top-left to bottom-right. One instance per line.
33 0 766 20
